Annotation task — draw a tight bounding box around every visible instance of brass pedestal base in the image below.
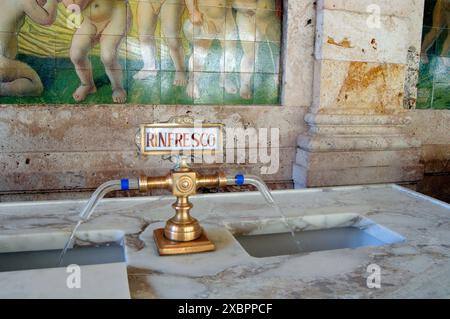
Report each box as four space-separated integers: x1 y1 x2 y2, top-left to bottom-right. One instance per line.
153 228 215 256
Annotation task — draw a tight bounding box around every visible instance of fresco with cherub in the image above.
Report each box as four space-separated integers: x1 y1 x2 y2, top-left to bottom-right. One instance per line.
0 0 282 105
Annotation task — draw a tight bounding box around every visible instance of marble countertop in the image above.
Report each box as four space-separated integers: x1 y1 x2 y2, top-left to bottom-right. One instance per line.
0 184 449 299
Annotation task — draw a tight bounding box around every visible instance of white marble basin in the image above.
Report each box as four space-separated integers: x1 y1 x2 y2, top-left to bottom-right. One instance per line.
0 184 449 298
227 214 405 258
0 230 131 299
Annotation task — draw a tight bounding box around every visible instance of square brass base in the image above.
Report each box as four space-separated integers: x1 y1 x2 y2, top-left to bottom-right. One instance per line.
153 228 216 256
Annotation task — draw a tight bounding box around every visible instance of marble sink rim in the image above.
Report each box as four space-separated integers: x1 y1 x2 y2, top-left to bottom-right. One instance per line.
0 228 126 254
0 183 448 209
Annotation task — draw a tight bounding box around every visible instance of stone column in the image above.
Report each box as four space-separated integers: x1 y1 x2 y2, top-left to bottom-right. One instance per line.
293 0 425 188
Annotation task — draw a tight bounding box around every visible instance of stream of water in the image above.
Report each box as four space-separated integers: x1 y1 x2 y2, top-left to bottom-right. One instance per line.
59 180 134 265
59 189 171 265
58 220 83 265
242 176 302 248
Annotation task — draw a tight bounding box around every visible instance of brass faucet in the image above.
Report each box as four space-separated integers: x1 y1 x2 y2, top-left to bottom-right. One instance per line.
138 158 228 255
76 156 261 256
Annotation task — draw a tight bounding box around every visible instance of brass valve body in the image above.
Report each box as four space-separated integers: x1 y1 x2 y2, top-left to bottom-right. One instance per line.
139 167 227 255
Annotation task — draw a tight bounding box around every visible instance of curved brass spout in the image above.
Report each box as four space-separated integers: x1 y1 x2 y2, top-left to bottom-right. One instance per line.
138 162 227 250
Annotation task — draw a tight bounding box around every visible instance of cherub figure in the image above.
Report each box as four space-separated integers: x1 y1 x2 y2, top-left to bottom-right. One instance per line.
421 0 449 64
0 0 61 97
183 0 239 99
134 0 194 86
233 0 281 99
62 0 131 103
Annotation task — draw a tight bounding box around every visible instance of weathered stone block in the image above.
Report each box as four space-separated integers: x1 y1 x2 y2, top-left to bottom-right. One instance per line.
296 149 422 170
293 163 424 187
318 0 420 18
312 60 406 113
282 0 316 107
315 8 410 64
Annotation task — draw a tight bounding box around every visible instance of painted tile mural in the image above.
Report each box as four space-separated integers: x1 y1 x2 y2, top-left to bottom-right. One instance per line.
418 0 450 109
0 0 282 105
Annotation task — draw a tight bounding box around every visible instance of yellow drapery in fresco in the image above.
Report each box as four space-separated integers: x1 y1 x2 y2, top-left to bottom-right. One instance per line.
17 2 189 59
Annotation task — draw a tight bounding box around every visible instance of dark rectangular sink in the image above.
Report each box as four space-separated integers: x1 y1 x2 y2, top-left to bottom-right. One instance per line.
236 227 388 258
229 214 405 258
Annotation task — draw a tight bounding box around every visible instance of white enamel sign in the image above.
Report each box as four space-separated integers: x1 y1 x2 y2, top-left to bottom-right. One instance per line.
140 124 223 155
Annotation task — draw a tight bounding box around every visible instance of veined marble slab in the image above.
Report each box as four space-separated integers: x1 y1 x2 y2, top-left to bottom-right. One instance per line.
0 263 130 299
0 184 449 299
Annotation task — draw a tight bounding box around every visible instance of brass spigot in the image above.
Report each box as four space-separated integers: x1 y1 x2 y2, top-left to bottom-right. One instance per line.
138 159 227 255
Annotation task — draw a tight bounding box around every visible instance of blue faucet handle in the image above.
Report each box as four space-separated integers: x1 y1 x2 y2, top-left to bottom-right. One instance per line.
235 174 245 186
120 179 130 191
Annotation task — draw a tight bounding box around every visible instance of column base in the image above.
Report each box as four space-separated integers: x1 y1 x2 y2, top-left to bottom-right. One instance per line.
293 114 424 188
